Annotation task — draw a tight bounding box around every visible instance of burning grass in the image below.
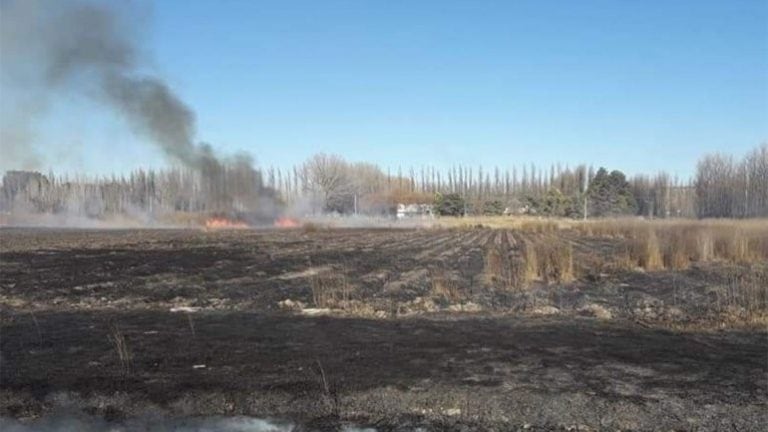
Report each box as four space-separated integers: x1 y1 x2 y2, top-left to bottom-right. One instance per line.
274 217 300 228
204 217 249 229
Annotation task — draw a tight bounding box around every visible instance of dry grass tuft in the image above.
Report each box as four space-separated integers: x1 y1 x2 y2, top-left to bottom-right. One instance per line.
437 215 573 230
534 239 575 284
520 220 559 234
581 219 768 272
302 222 324 233
461 218 765 277
313 359 342 418
634 230 663 271
622 232 659 271
695 229 715 261
520 240 539 285
710 266 768 325
507 236 575 285
663 243 690 270
310 271 352 308
108 323 132 377
429 268 463 303
482 247 504 284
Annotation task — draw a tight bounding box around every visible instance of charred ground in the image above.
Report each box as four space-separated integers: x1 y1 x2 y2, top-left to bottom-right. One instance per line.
1 226 766 431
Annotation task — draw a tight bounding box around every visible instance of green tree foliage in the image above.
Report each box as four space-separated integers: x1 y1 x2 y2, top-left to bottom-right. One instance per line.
540 188 572 217
523 189 581 217
587 168 637 217
435 193 466 216
482 200 504 216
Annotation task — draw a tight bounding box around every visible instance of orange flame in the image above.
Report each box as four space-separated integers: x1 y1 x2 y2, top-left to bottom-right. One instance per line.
205 217 249 229
274 217 300 228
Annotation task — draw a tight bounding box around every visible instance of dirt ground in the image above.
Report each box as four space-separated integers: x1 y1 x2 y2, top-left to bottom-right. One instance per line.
1 227 766 431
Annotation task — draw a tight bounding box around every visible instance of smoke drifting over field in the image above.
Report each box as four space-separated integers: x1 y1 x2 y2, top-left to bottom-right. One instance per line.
0 414 382 432
0 0 279 224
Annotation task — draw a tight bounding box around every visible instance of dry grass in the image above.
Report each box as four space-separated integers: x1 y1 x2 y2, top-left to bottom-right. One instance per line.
462 218 768 280
469 218 767 323
708 266 768 326
570 218 768 271
108 323 132 377
520 240 539 285
430 268 463 303
186 313 196 338
302 222 326 233
482 247 505 285
313 359 342 418
481 238 536 290
444 216 767 268
310 271 353 309
624 230 663 271
528 238 574 284
307 267 377 315
519 220 558 234
438 215 574 230
483 235 574 289
443 218 768 294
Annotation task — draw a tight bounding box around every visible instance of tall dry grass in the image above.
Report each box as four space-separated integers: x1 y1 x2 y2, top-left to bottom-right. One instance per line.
465 218 766 292
533 239 575 284
520 240 539 284
438 215 574 230
483 235 574 289
623 229 663 271
430 267 463 303
482 247 505 285
447 216 767 268
574 218 768 271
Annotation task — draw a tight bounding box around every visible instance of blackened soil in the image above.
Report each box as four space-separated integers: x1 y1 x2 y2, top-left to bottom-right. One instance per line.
1 228 766 431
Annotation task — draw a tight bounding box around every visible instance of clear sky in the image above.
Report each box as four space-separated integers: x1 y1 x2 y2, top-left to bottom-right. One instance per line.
7 0 768 179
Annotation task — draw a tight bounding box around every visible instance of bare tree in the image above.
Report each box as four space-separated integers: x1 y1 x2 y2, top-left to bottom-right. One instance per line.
299 153 352 213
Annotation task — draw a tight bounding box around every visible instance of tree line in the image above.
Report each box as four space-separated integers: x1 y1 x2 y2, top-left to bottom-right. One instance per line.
1 144 765 220
695 145 768 218
0 162 280 222
271 154 696 218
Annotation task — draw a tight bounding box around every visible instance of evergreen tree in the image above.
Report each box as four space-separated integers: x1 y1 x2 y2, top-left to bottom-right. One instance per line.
587 168 637 216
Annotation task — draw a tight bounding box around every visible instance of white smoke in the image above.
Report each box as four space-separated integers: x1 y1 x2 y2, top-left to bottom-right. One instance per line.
0 415 291 432
0 414 388 432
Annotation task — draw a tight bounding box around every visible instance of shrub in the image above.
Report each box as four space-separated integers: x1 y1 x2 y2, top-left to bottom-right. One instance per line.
435 193 466 216
482 200 505 216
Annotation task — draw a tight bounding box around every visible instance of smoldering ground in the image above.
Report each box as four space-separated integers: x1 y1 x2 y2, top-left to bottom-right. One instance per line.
0 413 382 432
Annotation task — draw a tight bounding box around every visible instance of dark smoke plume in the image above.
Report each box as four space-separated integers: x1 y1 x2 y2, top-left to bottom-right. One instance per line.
1 0 231 175
0 0 278 220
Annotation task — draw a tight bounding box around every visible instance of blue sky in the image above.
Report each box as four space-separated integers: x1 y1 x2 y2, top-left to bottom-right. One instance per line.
10 0 768 178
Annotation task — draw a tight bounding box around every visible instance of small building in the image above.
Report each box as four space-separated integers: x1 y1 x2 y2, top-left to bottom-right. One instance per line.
396 203 434 219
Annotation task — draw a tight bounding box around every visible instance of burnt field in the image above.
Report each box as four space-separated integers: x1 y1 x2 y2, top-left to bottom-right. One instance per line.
1 226 767 431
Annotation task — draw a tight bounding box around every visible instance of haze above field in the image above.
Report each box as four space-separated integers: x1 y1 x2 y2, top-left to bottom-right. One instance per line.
1 0 766 178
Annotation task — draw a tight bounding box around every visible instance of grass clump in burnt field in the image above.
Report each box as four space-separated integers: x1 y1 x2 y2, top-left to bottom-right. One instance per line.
1 220 767 431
